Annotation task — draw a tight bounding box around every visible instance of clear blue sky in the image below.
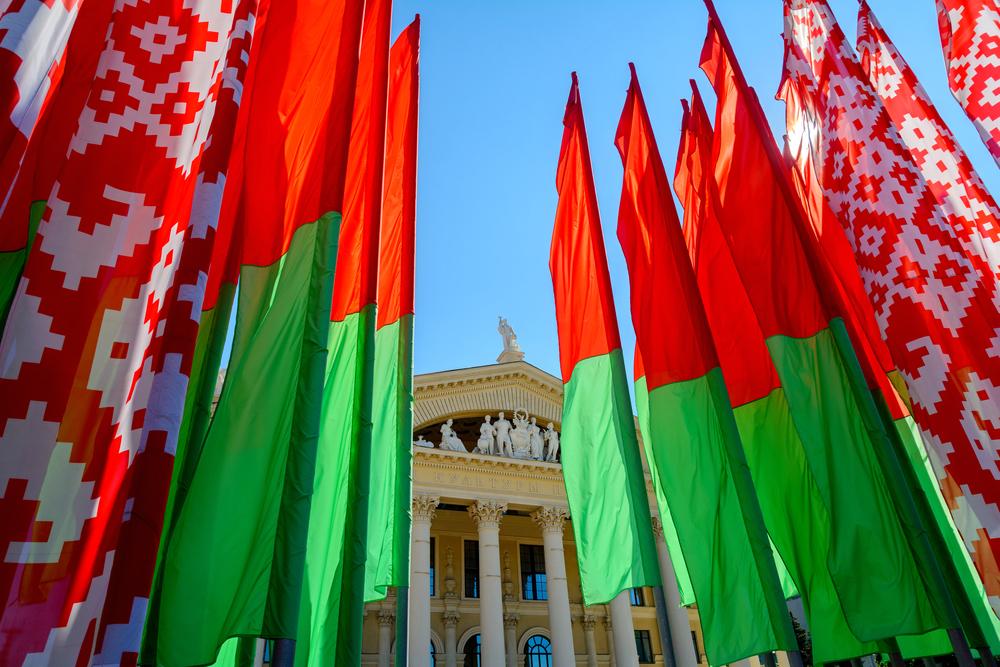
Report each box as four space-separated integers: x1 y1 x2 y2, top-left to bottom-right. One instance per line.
387 0 1000 382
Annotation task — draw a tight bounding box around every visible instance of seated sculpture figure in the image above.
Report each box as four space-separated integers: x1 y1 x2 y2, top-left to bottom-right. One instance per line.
439 419 466 452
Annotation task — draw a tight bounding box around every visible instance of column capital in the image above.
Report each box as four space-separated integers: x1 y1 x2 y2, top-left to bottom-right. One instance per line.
413 495 440 522
503 610 519 629
650 516 664 539
530 506 568 534
468 499 507 528
377 608 395 627
580 614 598 632
442 609 461 628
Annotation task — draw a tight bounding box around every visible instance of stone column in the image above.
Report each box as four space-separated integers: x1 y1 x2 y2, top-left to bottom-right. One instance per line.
603 612 616 667
504 611 519 667
609 590 640 667
378 608 395 667
531 506 575 667
651 517 699 667
443 610 460 667
409 496 439 667
581 615 599 667
469 500 508 667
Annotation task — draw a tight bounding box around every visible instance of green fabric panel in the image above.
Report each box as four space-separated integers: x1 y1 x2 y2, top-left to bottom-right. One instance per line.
0 200 44 328
894 415 1000 655
140 283 236 663
634 375 695 606
645 368 796 666
734 389 876 662
561 349 661 605
365 315 414 601
149 214 338 667
295 304 375 667
767 327 941 642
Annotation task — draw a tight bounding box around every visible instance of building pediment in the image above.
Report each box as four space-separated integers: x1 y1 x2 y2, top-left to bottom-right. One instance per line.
413 360 563 432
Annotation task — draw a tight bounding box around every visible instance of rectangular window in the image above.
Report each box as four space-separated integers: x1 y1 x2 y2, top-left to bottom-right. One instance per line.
519 543 547 601
629 587 645 606
429 537 436 597
635 629 654 664
691 630 701 662
464 539 479 598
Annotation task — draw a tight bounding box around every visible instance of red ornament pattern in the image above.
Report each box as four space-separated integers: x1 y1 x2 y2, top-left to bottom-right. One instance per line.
936 0 1000 167
780 0 1000 615
0 1 253 664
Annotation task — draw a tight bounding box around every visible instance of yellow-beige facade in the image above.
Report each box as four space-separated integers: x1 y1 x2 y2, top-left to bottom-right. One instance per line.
360 357 709 666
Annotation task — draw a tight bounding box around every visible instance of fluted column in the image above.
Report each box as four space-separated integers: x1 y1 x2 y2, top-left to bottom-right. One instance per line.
581 615 598 667
409 496 439 667
443 610 460 667
609 590 639 667
504 611 519 667
469 500 508 667
531 506 575 667
651 517 698 667
378 608 395 667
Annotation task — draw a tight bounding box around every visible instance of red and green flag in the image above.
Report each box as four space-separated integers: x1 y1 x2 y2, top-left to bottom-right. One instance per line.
699 8 950 647
679 86 879 663
140 0 365 664
615 65 796 666
294 0 392 663
549 72 660 606
365 15 420 604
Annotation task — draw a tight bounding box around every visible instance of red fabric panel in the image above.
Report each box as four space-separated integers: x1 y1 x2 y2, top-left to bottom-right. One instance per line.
615 64 718 391
700 21 829 340
331 0 393 321
377 17 420 329
212 0 365 277
550 73 622 383
675 88 780 408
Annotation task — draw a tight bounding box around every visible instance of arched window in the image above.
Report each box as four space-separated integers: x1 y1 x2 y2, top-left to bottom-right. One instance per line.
430 641 436 665
462 633 481 667
524 634 552 667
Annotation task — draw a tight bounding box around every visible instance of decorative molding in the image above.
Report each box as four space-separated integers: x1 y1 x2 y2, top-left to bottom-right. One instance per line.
468 499 507 528
412 495 440 522
530 506 568 534
413 361 563 431
650 516 664 539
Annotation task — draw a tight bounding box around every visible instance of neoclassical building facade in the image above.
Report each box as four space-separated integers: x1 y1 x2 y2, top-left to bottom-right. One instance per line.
359 357 707 666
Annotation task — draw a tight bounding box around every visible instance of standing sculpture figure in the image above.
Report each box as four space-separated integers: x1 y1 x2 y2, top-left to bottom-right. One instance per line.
528 417 544 460
439 419 466 452
544 423 560 462
494 411 514 457
497 316 522 354
476 415 495 454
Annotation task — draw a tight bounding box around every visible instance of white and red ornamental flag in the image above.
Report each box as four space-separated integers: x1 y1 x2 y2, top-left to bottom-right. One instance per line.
780 0 1000 615
0 1 252 664
936 0 1000 167
857 2 999 282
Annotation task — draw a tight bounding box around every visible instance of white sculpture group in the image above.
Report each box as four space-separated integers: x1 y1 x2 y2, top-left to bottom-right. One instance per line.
476 410 559 461
416 410 560 462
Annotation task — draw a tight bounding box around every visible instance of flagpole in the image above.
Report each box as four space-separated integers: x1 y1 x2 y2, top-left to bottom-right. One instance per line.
396 586 410 667
651 586 678 667
271 639 295 667
698 2 982 663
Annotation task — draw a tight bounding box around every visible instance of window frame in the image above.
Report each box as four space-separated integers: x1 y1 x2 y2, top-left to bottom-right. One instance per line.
463 538 480 599
635 629 654 664
518 542 548 601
